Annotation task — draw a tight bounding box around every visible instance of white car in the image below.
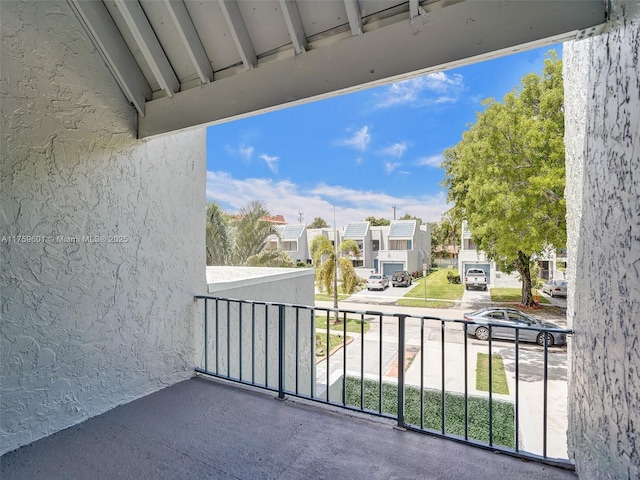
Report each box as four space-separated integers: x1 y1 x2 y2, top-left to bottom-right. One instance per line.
541 279 568 297
366 274 389 291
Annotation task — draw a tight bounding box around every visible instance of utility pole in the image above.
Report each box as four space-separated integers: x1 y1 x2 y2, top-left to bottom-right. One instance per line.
333 205 339 322
392 204 397 220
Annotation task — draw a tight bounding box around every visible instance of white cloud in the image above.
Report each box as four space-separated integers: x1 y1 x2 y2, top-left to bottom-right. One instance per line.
385 162 401 174
380 142 407 158
416 154 445 168
238 144 254 160
376 72 465 108
259 154 279 173
339 126 371 151
206 171 449 227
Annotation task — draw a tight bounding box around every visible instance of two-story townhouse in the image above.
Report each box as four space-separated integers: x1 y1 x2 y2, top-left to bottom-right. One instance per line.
341 222 372 268
458 220 497 286
376 220 430 277
276 224 309 265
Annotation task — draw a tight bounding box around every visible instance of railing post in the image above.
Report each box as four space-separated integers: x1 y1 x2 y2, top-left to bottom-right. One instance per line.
278 304 285 400
397 314 406 427
204 298 208 372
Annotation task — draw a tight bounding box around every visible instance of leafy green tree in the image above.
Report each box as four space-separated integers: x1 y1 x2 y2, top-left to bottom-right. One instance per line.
443 51 565 306
308 217 329 228
246 250 294 268
439 212 460 259
206 202 232 266
398 214 422 223
364 216 390 226
231 200 280 265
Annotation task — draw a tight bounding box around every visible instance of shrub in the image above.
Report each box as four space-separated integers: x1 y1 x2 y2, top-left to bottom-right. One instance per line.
447 270 461 284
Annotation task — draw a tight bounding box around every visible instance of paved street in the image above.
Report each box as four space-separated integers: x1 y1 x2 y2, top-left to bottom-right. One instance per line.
314 291 569 460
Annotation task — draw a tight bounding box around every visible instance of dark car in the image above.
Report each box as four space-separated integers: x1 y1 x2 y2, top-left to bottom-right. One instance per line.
391 270 412 287
463 307 567 346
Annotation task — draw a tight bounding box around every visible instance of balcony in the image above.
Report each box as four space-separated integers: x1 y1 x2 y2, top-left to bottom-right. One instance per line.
1 375 576 480
1 295 575 479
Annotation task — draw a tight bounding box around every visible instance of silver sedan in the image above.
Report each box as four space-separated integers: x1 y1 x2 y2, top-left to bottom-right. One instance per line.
541 279 568 297
463 307 567 346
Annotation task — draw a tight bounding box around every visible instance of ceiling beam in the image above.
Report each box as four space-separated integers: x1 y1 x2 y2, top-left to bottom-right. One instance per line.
139 1 606 138
343 0 362 36
68 0 150 115
409 0 420 20
218 0 257 70
115 0 180 97
279 0 307 54
164 0 213 84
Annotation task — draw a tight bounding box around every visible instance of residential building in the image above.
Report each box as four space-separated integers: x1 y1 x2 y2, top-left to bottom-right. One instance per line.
458 221 497 286
376 220 430 276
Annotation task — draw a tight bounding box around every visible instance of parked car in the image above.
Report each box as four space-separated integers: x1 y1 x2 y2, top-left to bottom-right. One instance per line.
541 279 568 297
366 274 389 291
464 268 488 291
391 270 412 287
463 307 567 346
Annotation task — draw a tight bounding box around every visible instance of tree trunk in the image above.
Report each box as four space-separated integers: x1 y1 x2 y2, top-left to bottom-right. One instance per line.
515 251 536 306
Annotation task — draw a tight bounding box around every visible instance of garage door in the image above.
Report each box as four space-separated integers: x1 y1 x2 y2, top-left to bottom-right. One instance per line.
464 263 491 284
382 263 404 278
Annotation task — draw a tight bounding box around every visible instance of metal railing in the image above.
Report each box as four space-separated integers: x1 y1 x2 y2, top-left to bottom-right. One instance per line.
194 295 573 469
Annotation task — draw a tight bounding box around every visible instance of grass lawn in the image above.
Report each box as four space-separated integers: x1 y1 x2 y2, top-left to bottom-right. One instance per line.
315 333 344 358
490 287 550 304
315 293 351 301
315 315 371 334
476 353 510 395
345 377 514 448
397 269 465 308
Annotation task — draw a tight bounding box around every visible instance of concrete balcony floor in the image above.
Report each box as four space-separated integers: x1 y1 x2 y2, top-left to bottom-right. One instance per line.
1 377 576 480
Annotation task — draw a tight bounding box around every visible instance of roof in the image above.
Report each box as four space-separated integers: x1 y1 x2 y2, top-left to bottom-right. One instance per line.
388 220 416 238
264 215 287 224
69 1 606 138
281 224 305 240
343 222 369 238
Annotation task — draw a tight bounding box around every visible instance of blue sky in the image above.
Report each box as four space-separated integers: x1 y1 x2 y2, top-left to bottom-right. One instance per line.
206 44 561 228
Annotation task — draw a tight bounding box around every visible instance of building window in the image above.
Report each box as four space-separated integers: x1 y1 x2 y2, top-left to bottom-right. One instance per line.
389 239 412 250
372 240 380 251
283 241 297 252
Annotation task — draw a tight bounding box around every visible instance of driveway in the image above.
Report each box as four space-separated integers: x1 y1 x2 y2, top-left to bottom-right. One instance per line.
348 283 413 303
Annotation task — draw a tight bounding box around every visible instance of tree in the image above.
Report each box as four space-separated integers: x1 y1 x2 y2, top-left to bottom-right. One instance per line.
206 200 281 266
310 235 360 295
231 201 280 265
398 214 422 223
442 51 566 306
206 202 231 266
308 217 329 229
246 250 294 268
364 216 390 226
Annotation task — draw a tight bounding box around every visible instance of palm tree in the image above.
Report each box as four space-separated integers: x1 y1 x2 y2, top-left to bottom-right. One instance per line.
206 202 231 265
230 200 280 265
246 250 294 267
310 235 360 295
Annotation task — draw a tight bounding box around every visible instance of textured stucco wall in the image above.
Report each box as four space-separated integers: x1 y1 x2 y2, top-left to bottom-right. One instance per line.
564 4 640 479
202 267 315 396
1 1 205 454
